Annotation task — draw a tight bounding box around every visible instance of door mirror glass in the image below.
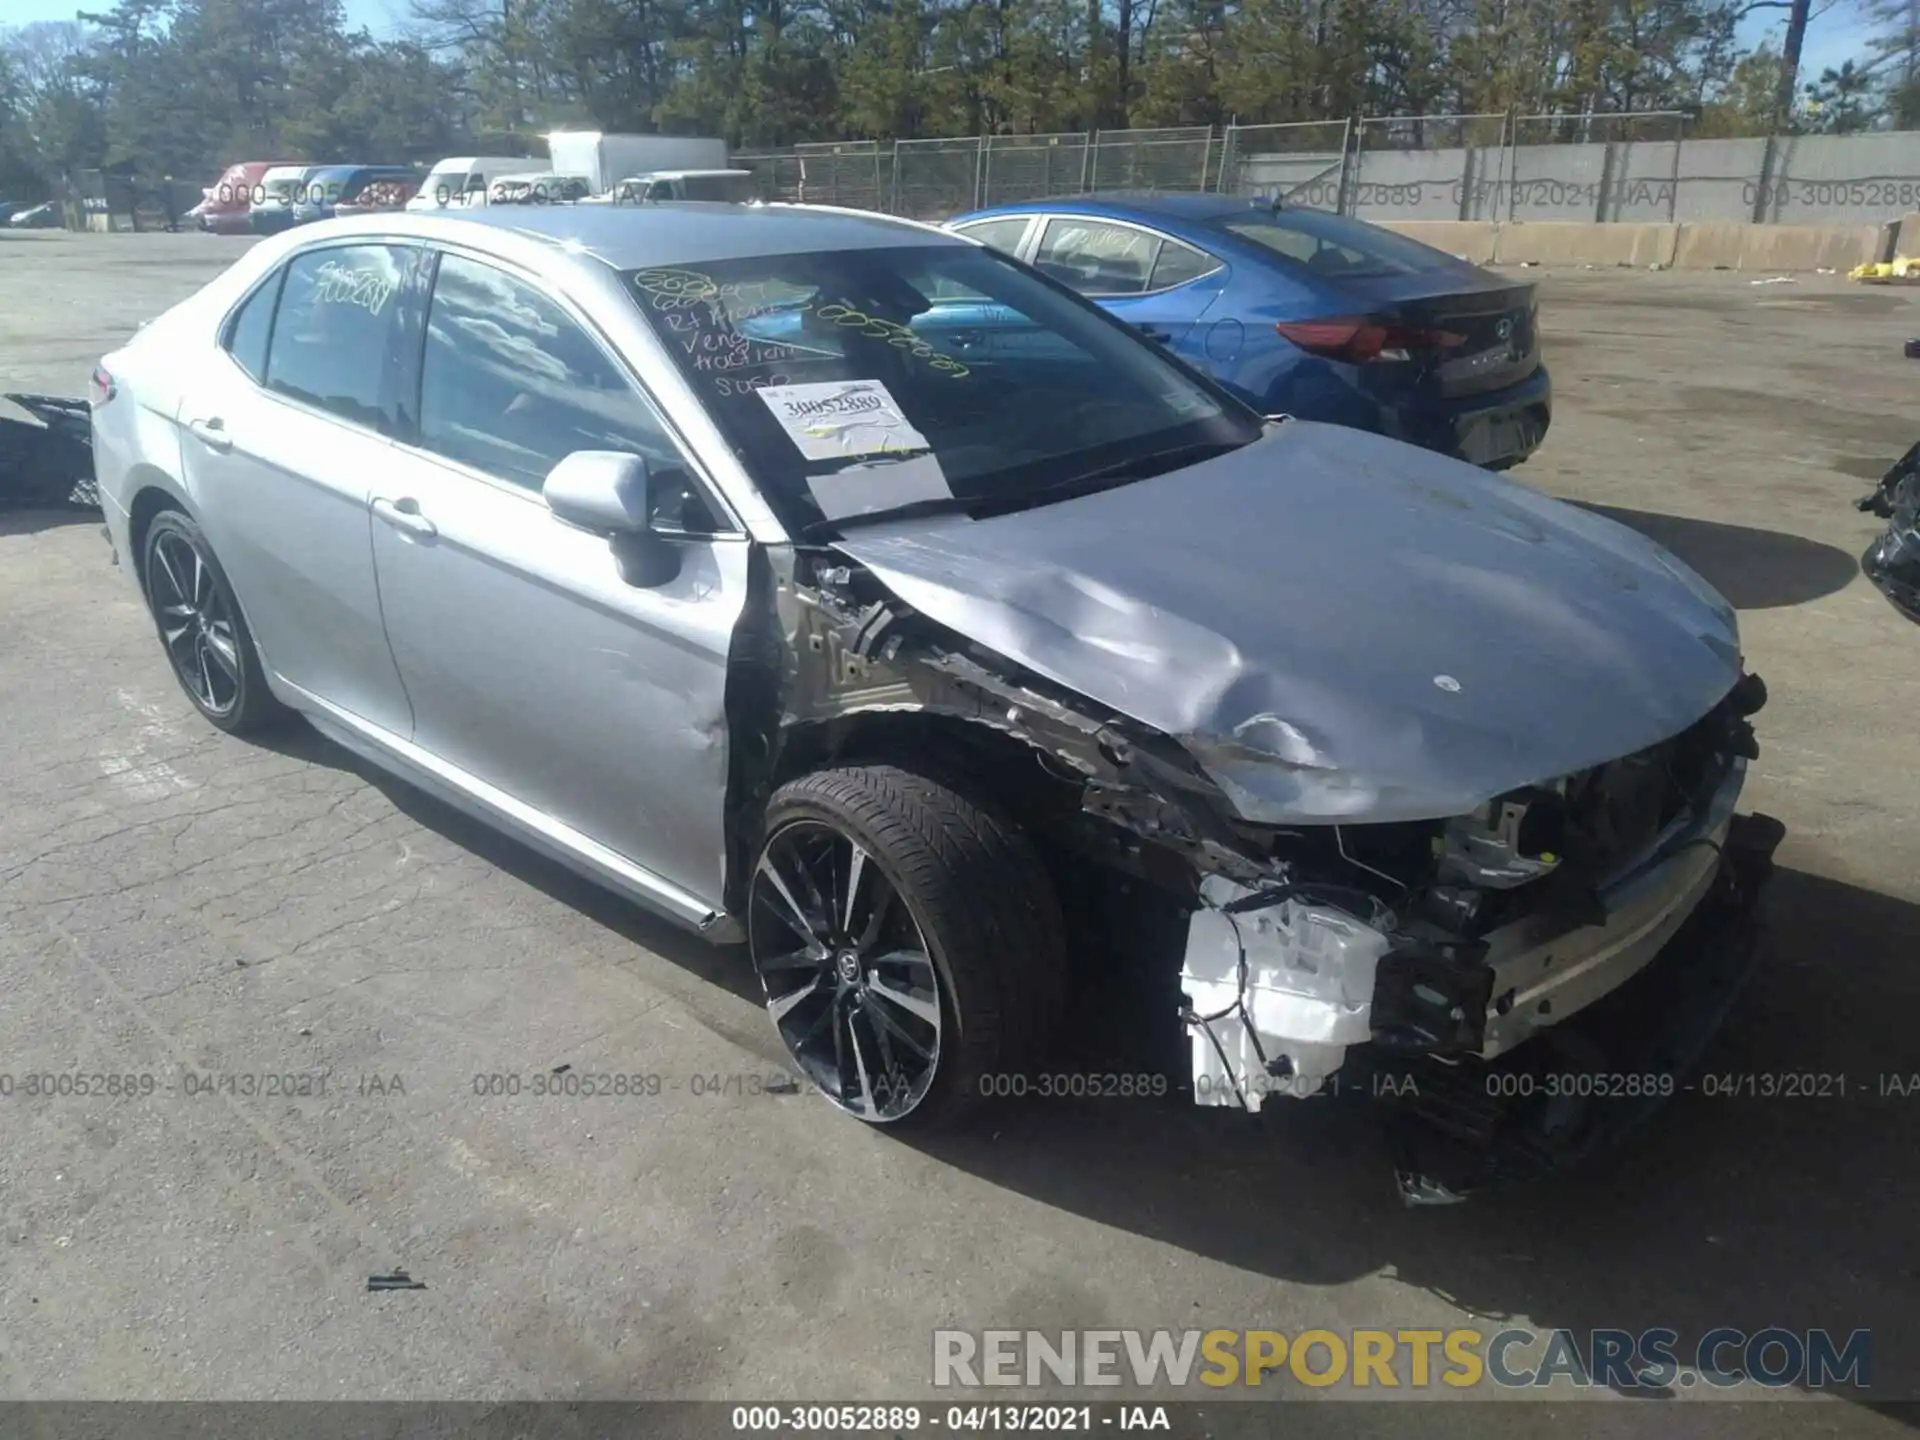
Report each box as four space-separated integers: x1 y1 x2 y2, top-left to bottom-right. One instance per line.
543 450 651 534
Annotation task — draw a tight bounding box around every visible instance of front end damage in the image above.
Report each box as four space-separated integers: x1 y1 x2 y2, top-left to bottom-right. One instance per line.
737 545 1783 1203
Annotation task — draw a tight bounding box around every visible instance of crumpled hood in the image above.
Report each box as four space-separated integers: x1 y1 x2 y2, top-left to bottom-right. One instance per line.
832 420 1744 825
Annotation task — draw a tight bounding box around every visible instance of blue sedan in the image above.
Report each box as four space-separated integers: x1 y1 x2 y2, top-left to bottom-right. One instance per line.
945 194 1550 469
290 165 418 226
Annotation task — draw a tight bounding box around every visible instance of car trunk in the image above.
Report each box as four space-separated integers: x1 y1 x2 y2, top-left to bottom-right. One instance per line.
1343 272 1541 400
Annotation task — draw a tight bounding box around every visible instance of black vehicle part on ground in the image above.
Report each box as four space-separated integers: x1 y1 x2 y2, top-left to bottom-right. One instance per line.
0 393 97 509
1855 440 1920 624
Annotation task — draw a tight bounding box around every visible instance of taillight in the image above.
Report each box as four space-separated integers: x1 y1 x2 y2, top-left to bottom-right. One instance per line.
88 366 117 408
1274 317 1466 364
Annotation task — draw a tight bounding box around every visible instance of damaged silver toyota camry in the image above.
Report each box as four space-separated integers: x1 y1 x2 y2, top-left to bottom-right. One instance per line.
91 204 1782 1200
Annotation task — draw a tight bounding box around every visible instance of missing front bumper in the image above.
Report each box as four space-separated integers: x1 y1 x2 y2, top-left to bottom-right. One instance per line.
1369 809 1786 1203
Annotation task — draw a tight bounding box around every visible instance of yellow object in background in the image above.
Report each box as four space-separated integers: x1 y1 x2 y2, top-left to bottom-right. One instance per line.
1850 255 1920 282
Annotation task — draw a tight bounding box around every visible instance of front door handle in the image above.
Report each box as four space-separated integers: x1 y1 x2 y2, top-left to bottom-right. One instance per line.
1136 324 1172 344
186 416 232 452
372 496 437 539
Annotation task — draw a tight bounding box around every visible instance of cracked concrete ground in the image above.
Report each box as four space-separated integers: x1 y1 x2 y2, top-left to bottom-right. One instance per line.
0 231 1915 1428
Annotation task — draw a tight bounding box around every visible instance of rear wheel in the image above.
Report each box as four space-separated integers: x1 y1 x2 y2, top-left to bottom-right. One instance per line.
749 765 1068 1130
141 509 283 734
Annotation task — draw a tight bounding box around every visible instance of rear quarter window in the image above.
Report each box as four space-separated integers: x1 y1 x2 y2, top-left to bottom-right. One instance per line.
222 270 284 383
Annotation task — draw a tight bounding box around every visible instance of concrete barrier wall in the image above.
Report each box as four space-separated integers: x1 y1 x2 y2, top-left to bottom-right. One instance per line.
1671 221 1892 271
1377 218 1891 271
1494 221 1679 267
1346 131 1920 228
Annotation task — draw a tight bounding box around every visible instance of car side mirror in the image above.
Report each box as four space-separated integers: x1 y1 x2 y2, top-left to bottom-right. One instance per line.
542 450 681 587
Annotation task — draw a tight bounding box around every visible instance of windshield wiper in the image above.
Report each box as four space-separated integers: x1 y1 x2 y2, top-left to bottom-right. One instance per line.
797 437 1249 540
799 493 981 539
1009 438 1249 507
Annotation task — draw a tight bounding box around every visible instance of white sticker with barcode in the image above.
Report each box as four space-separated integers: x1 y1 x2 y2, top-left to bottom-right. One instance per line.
756 379 931 460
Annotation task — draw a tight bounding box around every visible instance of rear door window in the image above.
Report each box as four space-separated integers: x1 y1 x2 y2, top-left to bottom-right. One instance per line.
262 245 412 431
1034 219 1161 296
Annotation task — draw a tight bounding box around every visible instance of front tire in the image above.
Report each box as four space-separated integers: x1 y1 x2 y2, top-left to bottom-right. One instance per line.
749 764 1068 1131
141 509 283 734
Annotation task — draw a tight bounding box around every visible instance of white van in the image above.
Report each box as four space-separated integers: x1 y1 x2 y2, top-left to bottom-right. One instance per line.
404 156 546 211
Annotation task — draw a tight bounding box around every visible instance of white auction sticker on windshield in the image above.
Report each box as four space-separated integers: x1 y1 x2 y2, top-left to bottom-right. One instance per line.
756 380 931 461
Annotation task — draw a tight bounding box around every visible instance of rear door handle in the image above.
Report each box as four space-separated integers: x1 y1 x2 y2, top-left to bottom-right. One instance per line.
1135 324 1172 344
186 416 232 452
372 496 437 539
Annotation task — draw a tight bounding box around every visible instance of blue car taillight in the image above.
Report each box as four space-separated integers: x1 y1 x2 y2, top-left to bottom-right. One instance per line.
1275 317 1466 364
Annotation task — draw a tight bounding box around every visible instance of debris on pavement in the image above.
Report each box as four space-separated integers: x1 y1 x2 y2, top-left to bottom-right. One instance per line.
1749 275 1795 285
0 393 96 509
367 1271 428 1291
1850 256 1920 283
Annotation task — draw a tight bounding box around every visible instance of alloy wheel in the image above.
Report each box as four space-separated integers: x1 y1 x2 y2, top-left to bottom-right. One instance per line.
148 530 241 717
748 820 944 1121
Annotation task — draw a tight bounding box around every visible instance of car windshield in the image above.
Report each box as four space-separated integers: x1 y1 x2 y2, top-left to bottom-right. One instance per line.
1218 209 1451 279
622 244 1261 535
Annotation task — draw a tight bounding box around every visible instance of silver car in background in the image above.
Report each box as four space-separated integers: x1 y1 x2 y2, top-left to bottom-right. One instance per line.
90 204 1783 1201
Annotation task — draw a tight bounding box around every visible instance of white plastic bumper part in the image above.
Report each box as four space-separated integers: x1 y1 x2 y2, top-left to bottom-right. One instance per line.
1181 876 1393 1110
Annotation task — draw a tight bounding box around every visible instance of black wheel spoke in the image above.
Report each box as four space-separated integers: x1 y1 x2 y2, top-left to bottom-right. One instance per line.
749 819 942 1123
864 989 932 1060
202 625 241 681
148 530 238 719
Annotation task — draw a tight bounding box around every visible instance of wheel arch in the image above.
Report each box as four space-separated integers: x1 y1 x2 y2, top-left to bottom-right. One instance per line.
728 709 1085 918
125 473 196 589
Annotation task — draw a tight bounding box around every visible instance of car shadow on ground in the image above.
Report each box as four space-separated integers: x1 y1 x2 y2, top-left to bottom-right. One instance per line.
250 721 764 1010
907 862 1919 1407
247 723 1915 1409
1577 504 1860 611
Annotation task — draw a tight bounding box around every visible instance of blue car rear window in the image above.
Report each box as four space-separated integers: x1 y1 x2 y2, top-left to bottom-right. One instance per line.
1218 210 1451 279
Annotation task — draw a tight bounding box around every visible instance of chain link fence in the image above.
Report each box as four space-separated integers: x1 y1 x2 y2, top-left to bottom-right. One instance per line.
1087 126 1215 194
1216 120 1351 207
1352 113 1510 221
892 137 984 221
724 116 1920 229
980 133 1094 208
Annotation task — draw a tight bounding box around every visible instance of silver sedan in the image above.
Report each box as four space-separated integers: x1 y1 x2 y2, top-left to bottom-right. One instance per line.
91 203 1782 1199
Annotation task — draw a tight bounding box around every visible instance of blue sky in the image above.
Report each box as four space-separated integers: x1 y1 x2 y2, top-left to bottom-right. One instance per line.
1 0 1881 100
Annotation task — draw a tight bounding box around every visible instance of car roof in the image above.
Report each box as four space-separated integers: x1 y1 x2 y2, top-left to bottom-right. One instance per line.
308 164 403 182
367 202 960 269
